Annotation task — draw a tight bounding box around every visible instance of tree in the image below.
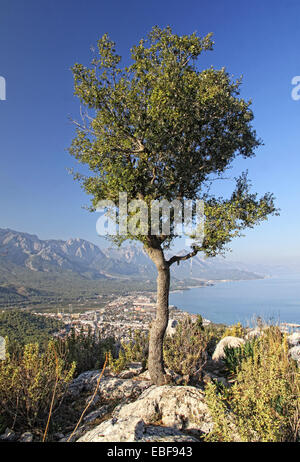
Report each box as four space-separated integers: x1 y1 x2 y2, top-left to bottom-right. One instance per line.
69 26 278 385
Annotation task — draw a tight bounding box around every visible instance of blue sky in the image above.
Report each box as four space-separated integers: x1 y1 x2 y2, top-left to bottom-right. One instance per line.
0 0 299 264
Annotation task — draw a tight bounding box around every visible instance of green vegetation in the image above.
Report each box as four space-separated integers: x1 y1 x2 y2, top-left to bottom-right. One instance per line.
205 326 300 442
55 327 115 376
222 321 247 339
0 310 63 349
0 340 75 433
0 313 298 442
108 330 149 373
223 340 256 376
164 316 207 383
108 316 225 383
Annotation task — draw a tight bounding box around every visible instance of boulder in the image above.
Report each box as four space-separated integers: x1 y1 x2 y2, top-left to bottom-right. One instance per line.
113 385 213 436
289 345 300 362
99 376 152 402
77 416 145 442
68 369 151 403
77 415 199 442
212 336 245 362
166 319 178 337
287 332 300 347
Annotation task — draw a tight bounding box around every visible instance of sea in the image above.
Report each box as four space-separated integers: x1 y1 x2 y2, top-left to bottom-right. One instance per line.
169 273 300 327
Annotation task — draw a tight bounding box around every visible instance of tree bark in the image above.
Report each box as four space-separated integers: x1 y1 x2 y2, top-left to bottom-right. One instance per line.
144 245 170 385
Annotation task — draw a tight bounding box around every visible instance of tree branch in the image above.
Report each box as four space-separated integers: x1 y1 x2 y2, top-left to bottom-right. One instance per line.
167 246 199 267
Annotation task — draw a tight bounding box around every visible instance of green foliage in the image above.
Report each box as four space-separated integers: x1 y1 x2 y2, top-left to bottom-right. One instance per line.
203 322 227 356
55 327 115 376
0 340 75 431
109 329 149 373
0 310 63 350
163 316 207 382
69 25 277 254
222 322 247 339
205 326 300 442
223 340 255 376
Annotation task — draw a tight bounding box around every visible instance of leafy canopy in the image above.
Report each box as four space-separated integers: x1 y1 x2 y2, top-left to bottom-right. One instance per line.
69 26 277 256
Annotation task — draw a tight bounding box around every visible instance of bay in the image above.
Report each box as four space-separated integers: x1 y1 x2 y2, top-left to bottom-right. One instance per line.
169 273 300 326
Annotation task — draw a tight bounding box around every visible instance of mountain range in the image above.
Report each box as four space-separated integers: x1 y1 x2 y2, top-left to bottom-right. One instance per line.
0 228 263 307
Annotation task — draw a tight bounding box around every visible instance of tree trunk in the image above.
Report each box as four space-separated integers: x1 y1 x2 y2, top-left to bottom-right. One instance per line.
145 245 170 385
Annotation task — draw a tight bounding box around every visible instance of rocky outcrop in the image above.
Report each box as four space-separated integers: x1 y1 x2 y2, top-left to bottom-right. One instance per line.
77 384 212 442
77 416 198 442
115 385 212 434
68 363 151 403
212 336 245 362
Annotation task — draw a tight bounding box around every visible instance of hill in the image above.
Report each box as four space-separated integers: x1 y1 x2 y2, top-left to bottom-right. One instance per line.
0 228 263 308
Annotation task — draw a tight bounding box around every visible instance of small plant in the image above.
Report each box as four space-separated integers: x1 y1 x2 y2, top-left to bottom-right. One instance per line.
223 340 256 376
222 322 247 339
205 326 300 442
0 340 75 431
109 330 149 373
55 327 115 376
163 316 208 383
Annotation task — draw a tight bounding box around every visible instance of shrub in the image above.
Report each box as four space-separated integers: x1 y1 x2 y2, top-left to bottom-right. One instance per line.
222 322 247 339
205 326 300 442
109 329 149 374
0 340 75 431
203 322 227 356
55 327 115 376
223 340 256 376
163 316 208 383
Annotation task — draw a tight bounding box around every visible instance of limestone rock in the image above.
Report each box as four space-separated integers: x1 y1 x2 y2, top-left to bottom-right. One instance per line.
289 345 300 362
113 385 213 436
77 414 200 443
77 416 145 442
287 332 300 347
68 369 152 403
212 336 245 362
83 405 110 424
139 425 199 442
166 319 178 337
118 362 144 379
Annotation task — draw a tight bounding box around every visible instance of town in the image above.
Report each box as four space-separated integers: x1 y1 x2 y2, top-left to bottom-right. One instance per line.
35 292 211 342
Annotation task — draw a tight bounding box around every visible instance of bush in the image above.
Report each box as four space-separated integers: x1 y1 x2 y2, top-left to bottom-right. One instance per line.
163 316 208 383
223 340 256 376
0 340 75 431
205 326 300 442
108 329 149 374
55 327 115 376
222 322 247 339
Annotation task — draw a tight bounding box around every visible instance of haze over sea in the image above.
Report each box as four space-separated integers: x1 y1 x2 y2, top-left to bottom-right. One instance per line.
169 273 300 327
